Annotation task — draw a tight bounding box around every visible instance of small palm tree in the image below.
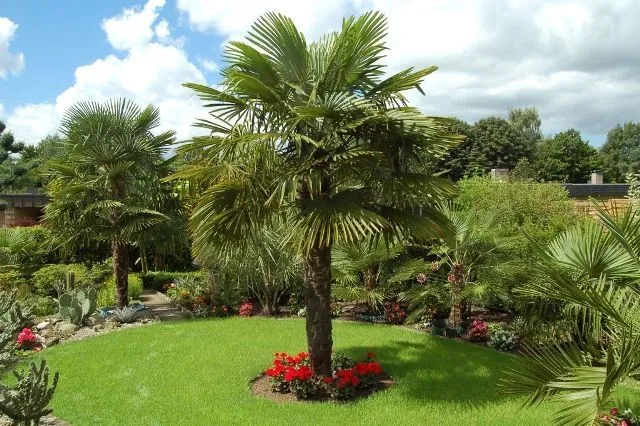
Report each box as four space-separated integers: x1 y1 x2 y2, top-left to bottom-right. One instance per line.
501 206 640 426
44 99 175 307
177 12 458 375
432 201 503 329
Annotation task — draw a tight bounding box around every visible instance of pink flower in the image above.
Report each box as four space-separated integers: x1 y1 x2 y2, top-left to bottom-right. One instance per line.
610 408 619 416
416 273 427 284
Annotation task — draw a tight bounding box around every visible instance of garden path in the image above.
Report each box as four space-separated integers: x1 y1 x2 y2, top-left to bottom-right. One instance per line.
140 290 188 321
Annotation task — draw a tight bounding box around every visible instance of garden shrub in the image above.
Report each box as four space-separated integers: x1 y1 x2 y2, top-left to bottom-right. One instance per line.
467 318 489 342
96 274 144 308
488 325 517 351
28 296 57 317
264 351 385 401
32 264 92 296
0 269 29 291
140 271 204 291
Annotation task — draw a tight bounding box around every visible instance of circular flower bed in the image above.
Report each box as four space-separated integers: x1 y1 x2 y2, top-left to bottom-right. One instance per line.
253 351 392 402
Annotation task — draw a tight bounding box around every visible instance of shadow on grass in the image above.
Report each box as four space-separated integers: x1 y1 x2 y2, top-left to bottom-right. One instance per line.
340 329 515 406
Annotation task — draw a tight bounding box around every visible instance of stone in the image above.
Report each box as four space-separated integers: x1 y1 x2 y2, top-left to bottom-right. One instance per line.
85 313 105 327
55 321 79 335
93 324 105 332
45 336 60 347
36 321 51 331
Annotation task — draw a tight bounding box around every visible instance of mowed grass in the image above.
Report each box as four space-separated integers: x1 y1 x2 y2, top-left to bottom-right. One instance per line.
37 317 639 425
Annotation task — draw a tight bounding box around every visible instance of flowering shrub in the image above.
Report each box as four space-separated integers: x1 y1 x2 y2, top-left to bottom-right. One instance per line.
384 302 406 324
263 351 386 401
467 319 489 342
488 325 517 351
327 352 384 400
598 407 638 425
16 328 41 351
239 301 254 317
265 351 314 396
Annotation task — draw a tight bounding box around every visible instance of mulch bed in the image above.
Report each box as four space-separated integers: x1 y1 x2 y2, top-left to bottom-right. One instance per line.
250 374 395 404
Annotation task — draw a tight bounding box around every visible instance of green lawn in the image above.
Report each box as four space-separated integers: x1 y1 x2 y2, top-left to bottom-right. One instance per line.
37 318 639 425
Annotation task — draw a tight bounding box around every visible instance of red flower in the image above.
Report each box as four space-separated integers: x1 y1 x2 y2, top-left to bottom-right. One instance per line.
297 352 308 360
17 328 36 345
367 352 376 359
335 368 360 388
610 408 619 416
322 377 333 384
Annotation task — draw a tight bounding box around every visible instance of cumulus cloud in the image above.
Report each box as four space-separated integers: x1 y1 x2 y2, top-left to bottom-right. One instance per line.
7 0 206 144
176 0 640 141
6 104 59 143
0 17 25 79
199 59 219 73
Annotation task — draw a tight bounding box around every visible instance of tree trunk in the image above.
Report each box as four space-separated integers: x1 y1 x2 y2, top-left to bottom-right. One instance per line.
113 241 129 308
140 245 149 274
304 245 333 376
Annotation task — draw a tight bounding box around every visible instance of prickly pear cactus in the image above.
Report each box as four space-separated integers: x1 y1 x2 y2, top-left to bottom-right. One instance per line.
57 288 97 325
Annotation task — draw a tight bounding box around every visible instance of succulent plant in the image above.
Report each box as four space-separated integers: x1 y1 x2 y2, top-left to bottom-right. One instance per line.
58 288 97 325
111 306 139 324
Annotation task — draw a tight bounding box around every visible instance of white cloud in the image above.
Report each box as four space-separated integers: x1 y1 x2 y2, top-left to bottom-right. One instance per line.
176 0 640 141
0 17 25 78
176 0 349 40
101 0 165 51
6 0 207 144
199 59 219 73
6 104 59 143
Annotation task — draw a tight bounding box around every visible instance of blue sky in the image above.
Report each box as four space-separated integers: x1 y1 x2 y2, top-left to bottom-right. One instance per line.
1 0 638 146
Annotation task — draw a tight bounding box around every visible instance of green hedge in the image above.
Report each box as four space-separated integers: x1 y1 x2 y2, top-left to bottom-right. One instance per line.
140 271 204 291
97 274 144 308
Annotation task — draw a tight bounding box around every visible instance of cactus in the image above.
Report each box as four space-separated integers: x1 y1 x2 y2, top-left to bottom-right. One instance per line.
57 288 97 325
0 360 59 426
0 291 59 425
65 270 75 292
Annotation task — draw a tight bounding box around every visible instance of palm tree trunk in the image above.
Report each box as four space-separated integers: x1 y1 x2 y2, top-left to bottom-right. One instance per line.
113 241 129 308
304 244 333 376
140 245 149 274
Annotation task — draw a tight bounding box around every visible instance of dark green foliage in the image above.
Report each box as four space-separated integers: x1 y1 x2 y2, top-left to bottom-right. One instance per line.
0 360 59 426
0 135 64 193
600 121 640 182
140 271 204 291
535 129 600 183
434 118 476 180
470 116 532 173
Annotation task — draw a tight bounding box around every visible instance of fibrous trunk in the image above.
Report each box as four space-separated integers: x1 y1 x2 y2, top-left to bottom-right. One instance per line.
113 241 129 308
304 245 333 376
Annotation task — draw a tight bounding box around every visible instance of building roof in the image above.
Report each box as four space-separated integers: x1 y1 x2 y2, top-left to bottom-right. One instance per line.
562 183 630 198
0 193 49 208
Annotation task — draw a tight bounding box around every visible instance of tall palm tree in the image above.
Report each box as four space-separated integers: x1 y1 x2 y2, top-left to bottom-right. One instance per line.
501 207 640 426
44 99 175 307
176 12 459 374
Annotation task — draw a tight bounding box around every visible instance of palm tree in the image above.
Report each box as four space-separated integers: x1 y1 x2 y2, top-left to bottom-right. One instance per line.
176 12 459 375
44 99 175 307
432 201 504 329
332 238 431 311
501 207 640 426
